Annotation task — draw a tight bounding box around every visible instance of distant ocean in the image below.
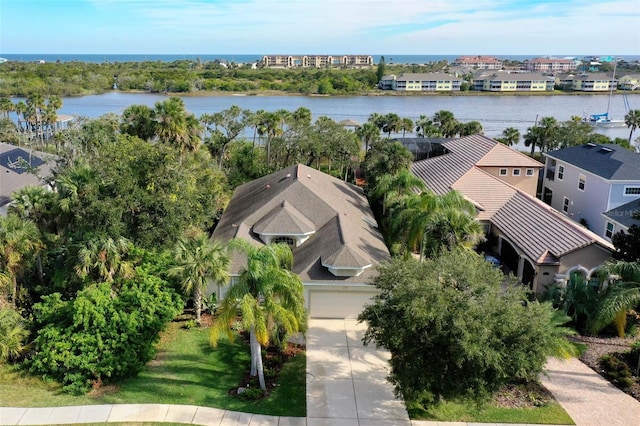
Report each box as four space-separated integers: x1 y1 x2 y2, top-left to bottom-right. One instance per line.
1 53 639 64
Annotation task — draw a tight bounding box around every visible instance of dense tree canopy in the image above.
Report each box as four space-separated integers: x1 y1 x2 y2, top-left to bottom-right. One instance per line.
359 251 577 406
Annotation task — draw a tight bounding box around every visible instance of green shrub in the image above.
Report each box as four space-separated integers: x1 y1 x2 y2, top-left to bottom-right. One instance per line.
237 387 265 401
27 272 182 394
600 354 635 388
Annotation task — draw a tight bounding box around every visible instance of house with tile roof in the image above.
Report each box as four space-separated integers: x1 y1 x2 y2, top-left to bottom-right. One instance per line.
211 164 390 319
0 143 54 215
411 135 613 293
543 143 640 242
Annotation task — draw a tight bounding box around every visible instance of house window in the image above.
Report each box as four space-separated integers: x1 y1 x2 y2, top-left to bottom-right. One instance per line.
624 186 640 196
526 168 535 177
499 168 508 176
557 165 564 180
605 222 615 238
578 174 586 191
273 236 295 248
562 197 570 213
513 168 521 176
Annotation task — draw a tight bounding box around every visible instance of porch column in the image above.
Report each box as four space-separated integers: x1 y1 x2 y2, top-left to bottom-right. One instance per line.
517 257 525 281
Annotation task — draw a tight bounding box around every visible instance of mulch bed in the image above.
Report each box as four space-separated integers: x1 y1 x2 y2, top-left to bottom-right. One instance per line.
570 335 640 401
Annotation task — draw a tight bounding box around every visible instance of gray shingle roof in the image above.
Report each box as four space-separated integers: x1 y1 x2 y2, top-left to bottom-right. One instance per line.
545 144 640 180
604 198 640 229
212 164 390 283
0 143 54 208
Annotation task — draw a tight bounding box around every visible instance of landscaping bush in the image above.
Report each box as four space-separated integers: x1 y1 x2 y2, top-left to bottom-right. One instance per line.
27 272 182 394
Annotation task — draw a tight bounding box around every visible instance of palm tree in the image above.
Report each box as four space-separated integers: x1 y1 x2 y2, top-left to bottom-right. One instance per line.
497 127 520 146
624 109 640 145
381 113 401 138
415 115 441 137
0 97 14 118
169 230 230 324
433 110 459 138
75 236 135 283
539 116 559 152
524 125 544 157
390 190 481 260
153 97 201 156
210 240 306 391
370 169 425 216
355 122 380 151
121 104 155 140
400 117 414 137
0 308 30 362
589 261 640 337
0 215 40 306
459 121 483 136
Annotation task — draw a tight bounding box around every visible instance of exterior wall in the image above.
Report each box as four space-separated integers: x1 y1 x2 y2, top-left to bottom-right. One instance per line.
558 245 612 280
481 166 539 196
543 158 612 238
535 264 559 294
608 182 640 211
392 77 461 92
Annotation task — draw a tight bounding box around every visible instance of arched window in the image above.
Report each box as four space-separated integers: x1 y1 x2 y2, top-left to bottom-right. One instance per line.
273 236 295 248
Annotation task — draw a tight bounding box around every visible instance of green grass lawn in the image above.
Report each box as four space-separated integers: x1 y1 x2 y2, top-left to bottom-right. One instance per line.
408 396 574 425
0 322 306 417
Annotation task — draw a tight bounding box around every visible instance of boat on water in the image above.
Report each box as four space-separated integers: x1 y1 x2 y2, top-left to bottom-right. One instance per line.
584 61 627 128
585 112 626 128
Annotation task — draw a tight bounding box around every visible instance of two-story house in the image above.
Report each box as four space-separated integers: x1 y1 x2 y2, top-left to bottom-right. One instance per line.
542 143 640 241
411 135 613 294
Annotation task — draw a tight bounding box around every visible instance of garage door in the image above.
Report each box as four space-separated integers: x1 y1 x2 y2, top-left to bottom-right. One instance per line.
308 290 376 319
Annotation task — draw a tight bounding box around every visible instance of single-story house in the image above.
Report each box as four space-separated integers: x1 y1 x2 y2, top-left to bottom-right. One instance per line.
210 164 390 319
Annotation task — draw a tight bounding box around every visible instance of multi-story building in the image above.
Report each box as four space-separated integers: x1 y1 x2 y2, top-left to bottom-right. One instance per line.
542 143 640 241
452 56 503 69
556 73 615 92
261 55 373 68
525 58 578 73
472 71 554 92
410 135 612 293
378 73 462 92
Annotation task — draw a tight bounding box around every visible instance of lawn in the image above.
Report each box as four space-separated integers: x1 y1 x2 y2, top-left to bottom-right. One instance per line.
0 322 306 417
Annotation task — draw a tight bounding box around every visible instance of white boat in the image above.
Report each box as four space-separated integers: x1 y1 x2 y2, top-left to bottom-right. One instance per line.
584 61 627 128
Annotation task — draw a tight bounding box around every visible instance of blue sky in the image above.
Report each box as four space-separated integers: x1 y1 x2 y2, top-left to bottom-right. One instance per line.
1 0 639 55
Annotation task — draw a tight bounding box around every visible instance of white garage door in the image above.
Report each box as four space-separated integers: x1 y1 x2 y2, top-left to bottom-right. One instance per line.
308 290 376 319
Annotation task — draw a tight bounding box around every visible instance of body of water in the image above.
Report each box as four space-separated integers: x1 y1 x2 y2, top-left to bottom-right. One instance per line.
44 92 638 148
2 53 640 64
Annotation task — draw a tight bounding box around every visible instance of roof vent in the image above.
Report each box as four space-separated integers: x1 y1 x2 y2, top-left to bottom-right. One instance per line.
599 147 613 153
585 143 596 148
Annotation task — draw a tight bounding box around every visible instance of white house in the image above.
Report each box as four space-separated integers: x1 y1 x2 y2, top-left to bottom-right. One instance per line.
542 143 640 241
210 164 390 319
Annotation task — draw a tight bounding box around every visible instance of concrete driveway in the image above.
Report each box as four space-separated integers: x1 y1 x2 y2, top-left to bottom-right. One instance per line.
305 319 410 425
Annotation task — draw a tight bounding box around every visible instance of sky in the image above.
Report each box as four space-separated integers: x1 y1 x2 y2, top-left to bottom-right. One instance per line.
0 0 639 55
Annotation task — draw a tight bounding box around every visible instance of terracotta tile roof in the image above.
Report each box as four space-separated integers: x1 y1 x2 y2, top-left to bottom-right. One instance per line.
411 137 613 265
212 164 390 283
476 144 543 168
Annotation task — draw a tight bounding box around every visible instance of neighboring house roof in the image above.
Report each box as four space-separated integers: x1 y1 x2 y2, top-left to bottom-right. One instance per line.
411 135 543 195
473 72 554 82
0 143 54 209
604 198 640 229
411 137 612 265
394 72 459 81
545 143 640 180
212 164 390 283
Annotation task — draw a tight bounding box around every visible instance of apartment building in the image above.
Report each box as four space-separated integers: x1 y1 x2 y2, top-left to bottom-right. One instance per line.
525 58 578 73
452 56 503 69
261 55 373 68
378 73 462 92
472 71 554 92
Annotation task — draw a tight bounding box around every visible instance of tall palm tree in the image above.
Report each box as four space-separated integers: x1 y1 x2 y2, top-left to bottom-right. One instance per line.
0 215 40 306
524 125 544 157
497 127 520 146
433 110 459 138
0 97 14 118
459 121 483 136
169 230 230 324
381 113 401 138
415 115 441 137
355 122 380 151
210 240 306 391
589 261 640 337
539 116 559 152
370 169 425 216
624 109 640 145
153 97 201 156
121 104 155 140
400 117 414 137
